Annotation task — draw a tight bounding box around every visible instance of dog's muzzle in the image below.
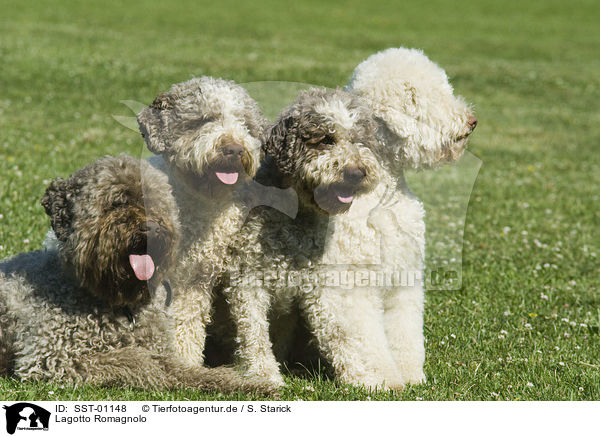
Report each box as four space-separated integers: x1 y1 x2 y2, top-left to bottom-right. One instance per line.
313 165 369 213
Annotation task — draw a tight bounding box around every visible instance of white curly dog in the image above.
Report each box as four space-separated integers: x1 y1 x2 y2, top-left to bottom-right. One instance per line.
315 47 477 388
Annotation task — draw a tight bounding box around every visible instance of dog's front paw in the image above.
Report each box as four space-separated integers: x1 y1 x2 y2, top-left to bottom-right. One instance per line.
401 369 426 385
243 364 285 388
247 376 283 398
341 373 403 393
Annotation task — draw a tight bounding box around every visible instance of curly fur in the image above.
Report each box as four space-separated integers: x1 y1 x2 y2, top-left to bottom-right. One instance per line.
137 77 271 369
213 88 385 386
0 155 273 395
347 47 476 170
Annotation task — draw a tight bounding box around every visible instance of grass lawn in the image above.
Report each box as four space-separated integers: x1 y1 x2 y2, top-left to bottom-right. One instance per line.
1 0 599 401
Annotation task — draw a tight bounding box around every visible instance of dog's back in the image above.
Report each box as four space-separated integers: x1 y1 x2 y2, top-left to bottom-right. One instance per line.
0 249 173 382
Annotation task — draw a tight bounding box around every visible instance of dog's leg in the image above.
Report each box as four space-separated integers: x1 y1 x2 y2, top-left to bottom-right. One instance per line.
225 285 284 387
170 283 213 367
76 347 176 389
369 201 427 385
301 287 403 391
77 347 276 395
165 360 278 396
384 284 426 385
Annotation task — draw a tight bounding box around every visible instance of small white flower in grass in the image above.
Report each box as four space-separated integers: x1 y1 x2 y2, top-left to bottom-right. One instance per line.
536 350 542 354
503 310 510 316
575 346 581 350
500 330 508 335
554 346 560 351
23 239 30 244
564 332 570 338
0 246 4 251
561 318 569 323
0 214 3 219
416 397 423 401
543 263 550 268
498 334 505 339
540 293 549 300
535 264 542 271
559 362 565 366
450 334 456 339
303 385 315 392
503 226 511 234
524 323 533 329
526 382 534 387
569 280 577 286
491 392 499 398
579 387 584 392
523 358 528 363
507 385 513 389
580 323 587 328
545 209 552 214
570 321 576 327
48 391 54 395
440 341 445 345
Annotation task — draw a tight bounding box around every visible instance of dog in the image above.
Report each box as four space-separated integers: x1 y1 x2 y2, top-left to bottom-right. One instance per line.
302 47 477 386
0 155 272 394
136 77 270 369
213 88 384 387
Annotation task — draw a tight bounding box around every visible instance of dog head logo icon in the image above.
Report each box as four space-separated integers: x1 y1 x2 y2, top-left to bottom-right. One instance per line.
3 403 50 435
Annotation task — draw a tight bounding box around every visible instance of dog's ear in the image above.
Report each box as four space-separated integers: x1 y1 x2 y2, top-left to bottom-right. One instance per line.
41 178 76 242
137 92 175 154
263 113 299 177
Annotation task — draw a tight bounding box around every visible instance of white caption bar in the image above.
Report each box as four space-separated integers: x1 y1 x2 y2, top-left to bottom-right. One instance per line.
0 401 595 437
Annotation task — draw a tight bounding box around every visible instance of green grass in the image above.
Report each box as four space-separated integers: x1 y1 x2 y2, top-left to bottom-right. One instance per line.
1 0 599 401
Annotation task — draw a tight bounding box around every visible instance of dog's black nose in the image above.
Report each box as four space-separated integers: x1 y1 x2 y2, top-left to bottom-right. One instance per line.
143 221 161 239
467 116 478 131
344 166 366 183
223 143 244 157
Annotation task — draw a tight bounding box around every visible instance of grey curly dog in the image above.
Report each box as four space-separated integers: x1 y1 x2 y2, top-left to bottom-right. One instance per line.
0 154 273 395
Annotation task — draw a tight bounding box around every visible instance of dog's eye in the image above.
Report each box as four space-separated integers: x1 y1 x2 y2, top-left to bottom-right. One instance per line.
307 133 335 149
321 134 335 145
110 199 126 209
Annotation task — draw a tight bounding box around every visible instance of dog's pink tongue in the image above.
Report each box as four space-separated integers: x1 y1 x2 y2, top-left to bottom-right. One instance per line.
337 194 354 204
129 254 155 281
215 171 239 185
